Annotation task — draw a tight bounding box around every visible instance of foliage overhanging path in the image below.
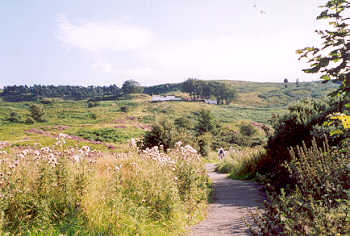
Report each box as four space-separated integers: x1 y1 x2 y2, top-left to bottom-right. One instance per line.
191 164 266 236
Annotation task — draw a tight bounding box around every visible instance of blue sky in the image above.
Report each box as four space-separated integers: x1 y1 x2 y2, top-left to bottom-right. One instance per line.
0 0 325 87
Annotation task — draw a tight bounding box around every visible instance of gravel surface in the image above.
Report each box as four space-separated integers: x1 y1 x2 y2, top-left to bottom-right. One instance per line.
190 163 266 236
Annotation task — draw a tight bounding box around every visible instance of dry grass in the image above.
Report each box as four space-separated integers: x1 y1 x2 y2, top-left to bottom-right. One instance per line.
0 137 210 235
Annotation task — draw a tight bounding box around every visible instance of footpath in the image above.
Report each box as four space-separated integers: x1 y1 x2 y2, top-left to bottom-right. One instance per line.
191 163 266 236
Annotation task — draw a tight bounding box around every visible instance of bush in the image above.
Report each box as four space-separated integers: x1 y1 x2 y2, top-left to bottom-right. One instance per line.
87 100 98 108
250 140 350 235
195 109 217 136
212 128 252 150
25 117 34 124
142 119 180 151
197 133 211 157
257 97 344 189
239 124 257 137
120 106 129 113
6 112 21 123
29 104 45 122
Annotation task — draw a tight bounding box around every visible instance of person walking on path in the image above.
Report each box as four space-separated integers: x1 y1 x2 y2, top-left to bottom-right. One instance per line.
217 148 225 160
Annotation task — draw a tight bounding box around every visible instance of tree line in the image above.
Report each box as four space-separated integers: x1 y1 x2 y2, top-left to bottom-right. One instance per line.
1 84 122 102
1 79 236 104
182 78 236 104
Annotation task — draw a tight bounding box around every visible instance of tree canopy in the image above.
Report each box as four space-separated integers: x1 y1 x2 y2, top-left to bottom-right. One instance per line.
121 80 144 94
181 79 236 104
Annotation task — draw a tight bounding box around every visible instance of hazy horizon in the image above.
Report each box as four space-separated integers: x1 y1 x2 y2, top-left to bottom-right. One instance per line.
1 0 326 88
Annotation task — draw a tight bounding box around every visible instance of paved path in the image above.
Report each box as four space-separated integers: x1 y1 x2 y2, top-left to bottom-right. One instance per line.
190 164 266 236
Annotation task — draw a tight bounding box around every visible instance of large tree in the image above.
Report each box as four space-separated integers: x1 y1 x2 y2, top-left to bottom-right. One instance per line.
209 82 236 105
297 0 350 99
121 80 143 94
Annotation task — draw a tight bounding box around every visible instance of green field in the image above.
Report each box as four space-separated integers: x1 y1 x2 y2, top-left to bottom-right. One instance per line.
0 80 336 148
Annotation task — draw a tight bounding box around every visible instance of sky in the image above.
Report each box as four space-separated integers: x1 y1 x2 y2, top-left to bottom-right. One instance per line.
0 0 327 87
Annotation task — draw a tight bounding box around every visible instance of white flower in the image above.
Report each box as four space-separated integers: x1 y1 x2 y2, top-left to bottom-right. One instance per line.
73 154 81 163
17 153 25 159
81 146 90 153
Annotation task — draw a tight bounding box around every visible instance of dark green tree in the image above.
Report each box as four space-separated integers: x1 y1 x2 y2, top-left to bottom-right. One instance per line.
182 78 199 100
197 133 211 157
30 104 45 122
209 82 236 104
142 119 179 151
121 80 144 94
196 109 216 135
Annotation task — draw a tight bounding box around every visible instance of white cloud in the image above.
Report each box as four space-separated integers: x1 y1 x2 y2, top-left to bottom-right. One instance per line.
148 29 319 82
55 15 320 84
56 15 153 52
92 62 113 73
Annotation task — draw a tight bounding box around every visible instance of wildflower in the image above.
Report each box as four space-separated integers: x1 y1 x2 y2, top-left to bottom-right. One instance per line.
73 154 81 163
56 133 67 145
81 145 90 154
175 141 183 147
33 150 40 156
41 147 51 154
130 138 137 148
17 153 25 159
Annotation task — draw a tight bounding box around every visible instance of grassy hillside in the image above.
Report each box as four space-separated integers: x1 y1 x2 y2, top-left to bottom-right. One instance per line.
0 80 337 147
0 98 278 147
144 80 337 107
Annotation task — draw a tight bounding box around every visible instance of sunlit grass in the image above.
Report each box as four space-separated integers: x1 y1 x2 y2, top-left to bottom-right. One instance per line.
216 147 266 180
0 139 210 235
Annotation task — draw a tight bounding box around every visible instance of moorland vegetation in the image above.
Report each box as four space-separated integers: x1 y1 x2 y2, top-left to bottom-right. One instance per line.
0 0 349 234
0 78 338 234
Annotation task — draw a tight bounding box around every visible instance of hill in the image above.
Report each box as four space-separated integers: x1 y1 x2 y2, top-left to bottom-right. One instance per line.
144 80 338 108
0 80 338 148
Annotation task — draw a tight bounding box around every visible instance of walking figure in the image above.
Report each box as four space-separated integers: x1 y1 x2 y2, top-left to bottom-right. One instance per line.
217 148 225 160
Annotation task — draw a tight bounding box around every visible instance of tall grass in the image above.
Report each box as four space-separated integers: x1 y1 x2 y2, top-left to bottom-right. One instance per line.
215 147 266 180
0 136 210 235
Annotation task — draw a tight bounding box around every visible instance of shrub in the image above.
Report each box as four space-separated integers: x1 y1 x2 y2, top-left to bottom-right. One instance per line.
249 140 350 235
120 106 129 113
212 128 252 150
6 112 21 123
142 119 180 151
29 104 45 122
257 97 344 188
87 100 98 108
25 117 34 124
195 109 217 136
197 132 211 157
239 124 257 137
